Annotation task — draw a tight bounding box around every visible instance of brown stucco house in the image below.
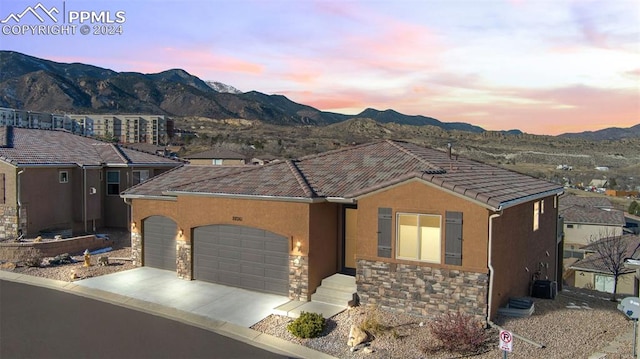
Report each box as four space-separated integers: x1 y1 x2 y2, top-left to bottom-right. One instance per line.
121 140 564 322
0 126 181 239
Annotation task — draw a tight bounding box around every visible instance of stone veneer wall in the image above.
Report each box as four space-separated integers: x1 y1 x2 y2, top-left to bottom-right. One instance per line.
289 255 309 301
176 240 191 280
131 231 142 267
357 260 488 322
0 205 19 240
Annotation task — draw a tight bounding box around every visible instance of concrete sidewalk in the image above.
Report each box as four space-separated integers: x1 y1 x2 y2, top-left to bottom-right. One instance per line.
0 269 336 359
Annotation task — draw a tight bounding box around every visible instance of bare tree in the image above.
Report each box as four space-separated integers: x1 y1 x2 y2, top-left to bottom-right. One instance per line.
587 229 640 301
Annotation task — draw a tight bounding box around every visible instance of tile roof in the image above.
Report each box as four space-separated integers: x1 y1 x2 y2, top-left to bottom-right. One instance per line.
559 195 613 210
560 205 626 226
570 234 640 273
0 127 181 167
123 139 564 208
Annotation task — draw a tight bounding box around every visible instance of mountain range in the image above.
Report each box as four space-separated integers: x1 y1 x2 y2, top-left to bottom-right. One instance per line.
0 50 636 140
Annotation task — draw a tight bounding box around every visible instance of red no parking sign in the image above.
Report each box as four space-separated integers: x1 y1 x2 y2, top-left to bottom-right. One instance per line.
499 330 513 352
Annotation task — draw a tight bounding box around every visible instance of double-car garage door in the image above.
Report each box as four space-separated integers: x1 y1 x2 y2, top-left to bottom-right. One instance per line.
143 218 289 295
194 225 289 296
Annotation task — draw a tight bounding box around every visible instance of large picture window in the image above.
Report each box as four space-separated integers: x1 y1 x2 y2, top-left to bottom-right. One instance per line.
397 213 441 263
106 171 120 195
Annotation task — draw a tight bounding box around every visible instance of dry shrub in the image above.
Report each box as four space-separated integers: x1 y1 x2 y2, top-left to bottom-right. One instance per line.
426 311 489 354
358 306 389 337
20 247 43 267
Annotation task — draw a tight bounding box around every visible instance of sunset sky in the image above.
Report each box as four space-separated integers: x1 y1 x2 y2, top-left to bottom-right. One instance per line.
1 0 638 135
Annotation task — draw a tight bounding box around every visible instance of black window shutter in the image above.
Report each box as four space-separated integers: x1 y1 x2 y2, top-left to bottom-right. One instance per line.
445 211 463 265
377 208 392 258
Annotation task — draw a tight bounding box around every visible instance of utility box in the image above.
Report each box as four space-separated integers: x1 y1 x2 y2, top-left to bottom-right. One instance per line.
531 280 557 299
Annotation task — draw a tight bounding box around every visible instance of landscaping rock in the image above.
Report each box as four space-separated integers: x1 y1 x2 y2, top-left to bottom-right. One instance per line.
347 324 368 347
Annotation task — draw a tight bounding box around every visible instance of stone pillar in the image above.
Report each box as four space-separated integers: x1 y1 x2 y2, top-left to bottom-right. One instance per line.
289 255 309 301
131 231 142 267
0 205 19 240
176 239 192 280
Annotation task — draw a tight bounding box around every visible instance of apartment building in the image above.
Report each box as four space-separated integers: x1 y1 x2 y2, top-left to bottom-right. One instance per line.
0 107 171 145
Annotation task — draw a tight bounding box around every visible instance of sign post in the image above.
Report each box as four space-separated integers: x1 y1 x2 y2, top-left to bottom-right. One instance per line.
617 296 640 358
499 329 513 358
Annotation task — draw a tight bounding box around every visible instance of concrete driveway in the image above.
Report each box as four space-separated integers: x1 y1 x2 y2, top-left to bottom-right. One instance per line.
74 267 291 327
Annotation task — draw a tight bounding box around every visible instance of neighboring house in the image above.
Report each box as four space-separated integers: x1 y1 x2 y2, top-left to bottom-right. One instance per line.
184 149 246 165
121 140 564 322
588 178 608 190
0 126 181 240
559 195 626 285
560 195 625 250
250 155 279 166
569 234 640 295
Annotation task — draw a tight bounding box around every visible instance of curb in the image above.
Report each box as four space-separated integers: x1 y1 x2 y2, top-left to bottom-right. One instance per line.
0 270 336 359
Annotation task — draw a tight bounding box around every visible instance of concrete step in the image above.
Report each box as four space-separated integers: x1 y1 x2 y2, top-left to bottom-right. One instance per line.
310 274 357 306
311 292 355 306
313 286 355 300
319 274 356 292
273 300 346 319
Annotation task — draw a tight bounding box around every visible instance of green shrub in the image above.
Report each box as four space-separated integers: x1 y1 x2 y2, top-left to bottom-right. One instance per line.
287 311 325 339
629 201 639 215
427 312 488 354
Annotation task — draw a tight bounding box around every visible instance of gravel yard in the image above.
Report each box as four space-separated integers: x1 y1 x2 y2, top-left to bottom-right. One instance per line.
0 229 135 282
252 288 636 359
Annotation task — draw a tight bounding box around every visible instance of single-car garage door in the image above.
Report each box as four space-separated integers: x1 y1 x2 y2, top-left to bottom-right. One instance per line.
143 216 177 271
193 225 289 295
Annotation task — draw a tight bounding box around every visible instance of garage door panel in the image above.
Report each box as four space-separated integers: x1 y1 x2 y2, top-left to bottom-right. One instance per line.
242 265 265 277
194 224 289 295
265 254 288 266
219 248 242 259
242 238 265 250
265 241 288 252
242 251 265 263
265 268 289 280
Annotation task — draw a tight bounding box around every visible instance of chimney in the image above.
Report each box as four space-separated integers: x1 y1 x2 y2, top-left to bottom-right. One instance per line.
447 142 452 160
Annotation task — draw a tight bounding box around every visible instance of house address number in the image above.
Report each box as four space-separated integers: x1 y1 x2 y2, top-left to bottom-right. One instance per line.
232 216 243 222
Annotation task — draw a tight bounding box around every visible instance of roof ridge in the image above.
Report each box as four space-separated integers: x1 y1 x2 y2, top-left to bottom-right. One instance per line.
286 160 316 198
386 140 444 171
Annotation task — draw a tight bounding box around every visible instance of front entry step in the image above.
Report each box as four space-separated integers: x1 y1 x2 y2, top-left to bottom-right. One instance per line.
273 273 357 319
311 273 357 306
